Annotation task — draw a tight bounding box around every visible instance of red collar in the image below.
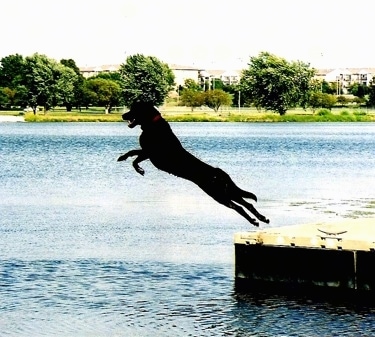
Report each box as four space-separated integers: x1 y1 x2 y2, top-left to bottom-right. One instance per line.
152 114 162 123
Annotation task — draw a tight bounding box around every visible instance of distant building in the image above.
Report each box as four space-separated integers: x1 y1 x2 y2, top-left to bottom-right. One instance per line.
80 64 120 78
200 70 242 86
80 64 375 94
314 67 375 94
80 63 204 87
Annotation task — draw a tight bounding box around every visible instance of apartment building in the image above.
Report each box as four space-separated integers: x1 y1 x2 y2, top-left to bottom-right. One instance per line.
80 64 375 93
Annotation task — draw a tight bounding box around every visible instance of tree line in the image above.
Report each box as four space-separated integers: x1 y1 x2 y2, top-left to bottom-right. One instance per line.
181 52 375 115
0 53 125 114
2 52 375 115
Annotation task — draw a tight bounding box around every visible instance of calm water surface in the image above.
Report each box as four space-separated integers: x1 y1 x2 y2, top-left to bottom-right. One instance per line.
1 122 374 336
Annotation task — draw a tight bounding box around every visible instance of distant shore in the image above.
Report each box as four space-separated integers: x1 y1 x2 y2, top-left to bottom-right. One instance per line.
1 106 375 123
0 115 25 122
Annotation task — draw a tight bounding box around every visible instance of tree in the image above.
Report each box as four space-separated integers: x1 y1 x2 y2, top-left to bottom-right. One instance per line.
321 80 335 94
320 93 337 110
0 54 25 88
0 54 28 107
60 58 86 111
85 78 121 113
212 78 224 90
23 53 56 113
180 89 205 111
336 95 348 107
368 84 375 107
119 54 175 107
308 92 337 112
94 71 122 83
348 82 368 98
23 53 78 113
223 84 242 107
204 89 232 112
308 91 324 113
240 51 316 115
182 78 201 91
55 64 78 111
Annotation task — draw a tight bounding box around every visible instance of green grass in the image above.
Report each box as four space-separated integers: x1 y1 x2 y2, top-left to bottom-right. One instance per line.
1 106 375 122
163 108 375 123
24 112 122 122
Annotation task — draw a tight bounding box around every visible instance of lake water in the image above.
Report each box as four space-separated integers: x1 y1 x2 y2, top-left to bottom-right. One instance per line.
1 121 374 336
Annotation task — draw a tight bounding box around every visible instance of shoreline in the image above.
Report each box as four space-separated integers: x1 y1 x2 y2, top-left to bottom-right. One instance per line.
1 110 375 123
0 115 25 122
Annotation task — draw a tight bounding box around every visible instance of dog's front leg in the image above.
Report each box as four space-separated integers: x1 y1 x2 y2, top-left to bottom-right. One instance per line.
117 149 148 175
117 149 143 162
132 152 148 175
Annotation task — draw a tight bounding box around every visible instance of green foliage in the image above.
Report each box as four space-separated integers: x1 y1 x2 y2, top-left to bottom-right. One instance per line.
85 78 121 112
180 88 232 112
23 53 59 112
308 92 324 112
321 94 337 110
321 80 335 94
308 92 336 112
180 89 205 111
348 83 369 98
212 78 224 90
336 95 348 106
1 87 17 106
317 108 331 116
240 51 316 115
0 54 28 107
21 53 79 113
222 84 241 107
353 110 367 116
119 54 175 106
60 58 85 111
204 89 232 112
55 64 79 111
92 71 122 83
60 59 81 77
0 54 25 88
367 81 375 107
183 78 201 91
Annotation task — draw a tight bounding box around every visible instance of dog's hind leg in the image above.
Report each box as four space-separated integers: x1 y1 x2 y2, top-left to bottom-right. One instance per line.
226 200 260 227
233 197 270 224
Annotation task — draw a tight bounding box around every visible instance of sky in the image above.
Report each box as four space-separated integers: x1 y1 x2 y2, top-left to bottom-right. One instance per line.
1 0 374 70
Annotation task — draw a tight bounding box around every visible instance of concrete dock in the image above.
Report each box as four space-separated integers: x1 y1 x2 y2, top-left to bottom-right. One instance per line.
234 218 375 292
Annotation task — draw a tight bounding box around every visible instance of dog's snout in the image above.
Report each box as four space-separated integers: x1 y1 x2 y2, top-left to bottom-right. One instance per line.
122 111 131 120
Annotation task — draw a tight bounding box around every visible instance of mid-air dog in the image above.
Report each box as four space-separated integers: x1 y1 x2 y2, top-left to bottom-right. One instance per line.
117 102 269 227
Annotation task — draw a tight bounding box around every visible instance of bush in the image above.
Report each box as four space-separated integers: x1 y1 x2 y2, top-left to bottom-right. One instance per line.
317 109 331 116
353 110 367 116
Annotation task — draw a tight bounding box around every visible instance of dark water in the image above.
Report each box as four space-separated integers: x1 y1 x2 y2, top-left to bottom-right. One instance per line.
1 122 374 336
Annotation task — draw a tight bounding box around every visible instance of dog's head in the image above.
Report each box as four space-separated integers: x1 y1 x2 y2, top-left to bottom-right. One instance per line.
122 102 161 128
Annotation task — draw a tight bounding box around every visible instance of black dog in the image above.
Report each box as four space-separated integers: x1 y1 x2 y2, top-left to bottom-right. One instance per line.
118 102 269 227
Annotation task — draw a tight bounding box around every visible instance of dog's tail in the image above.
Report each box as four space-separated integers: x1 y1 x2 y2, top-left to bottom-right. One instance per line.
238 188 257 202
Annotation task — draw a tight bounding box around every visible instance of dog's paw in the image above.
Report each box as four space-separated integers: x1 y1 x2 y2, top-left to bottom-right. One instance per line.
135 166 145 176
